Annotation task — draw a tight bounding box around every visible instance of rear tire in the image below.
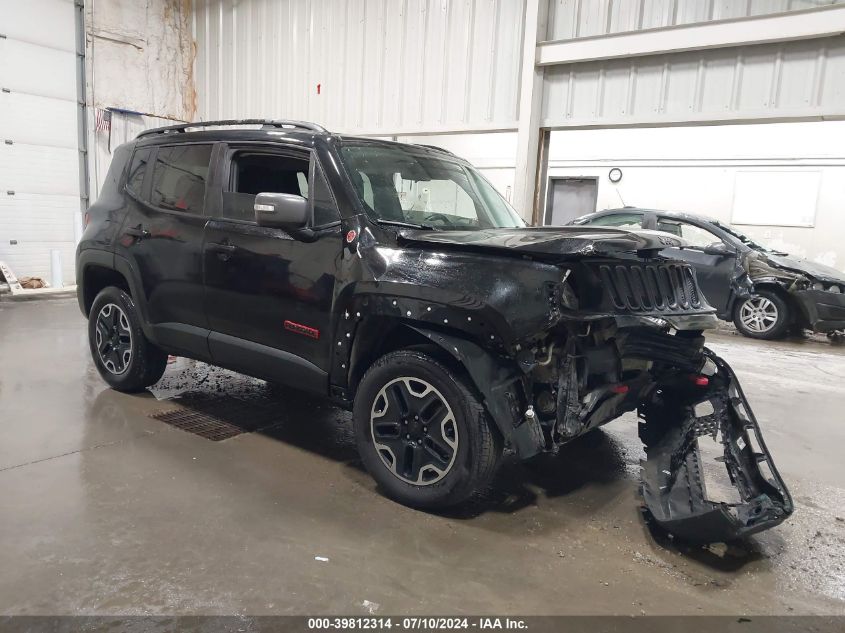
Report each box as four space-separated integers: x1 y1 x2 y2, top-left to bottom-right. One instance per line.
733 290 790 340
353 350 501 509
88 286 168 392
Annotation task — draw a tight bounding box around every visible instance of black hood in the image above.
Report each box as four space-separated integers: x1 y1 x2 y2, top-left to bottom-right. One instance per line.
761 252 845 285
396 227 685 259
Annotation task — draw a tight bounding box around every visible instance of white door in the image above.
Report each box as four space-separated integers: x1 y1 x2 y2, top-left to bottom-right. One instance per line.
0 0 82 285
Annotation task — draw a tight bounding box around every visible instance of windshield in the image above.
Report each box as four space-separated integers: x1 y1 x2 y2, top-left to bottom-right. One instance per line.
712 220 783 254
339 143 525 230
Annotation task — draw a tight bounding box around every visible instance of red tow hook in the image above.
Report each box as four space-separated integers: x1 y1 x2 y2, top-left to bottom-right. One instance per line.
689 375 709 386
611 384 629 394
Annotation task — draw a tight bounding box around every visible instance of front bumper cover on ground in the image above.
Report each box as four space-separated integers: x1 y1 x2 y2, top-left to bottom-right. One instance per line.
640 350 793 543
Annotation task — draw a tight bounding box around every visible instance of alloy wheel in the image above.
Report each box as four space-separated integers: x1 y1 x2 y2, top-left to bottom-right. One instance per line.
739 296 779 334
370 377 459 486
95 303 133 374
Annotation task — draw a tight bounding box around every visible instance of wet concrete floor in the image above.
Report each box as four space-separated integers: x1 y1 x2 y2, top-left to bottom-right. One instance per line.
1 298 844 616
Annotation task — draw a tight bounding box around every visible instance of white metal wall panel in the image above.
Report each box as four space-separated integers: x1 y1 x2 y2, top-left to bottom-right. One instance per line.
192 0 526 134
0 91 78 149
0 38 77 102
0 0 81 284
546 0 845 41
541 35 845 127
0 0 76 51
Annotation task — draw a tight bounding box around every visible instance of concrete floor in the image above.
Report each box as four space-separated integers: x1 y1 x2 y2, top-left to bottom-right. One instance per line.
1 297 844 616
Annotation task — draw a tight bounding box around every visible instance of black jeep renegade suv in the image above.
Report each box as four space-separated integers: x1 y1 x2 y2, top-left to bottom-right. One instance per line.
77 119 792 542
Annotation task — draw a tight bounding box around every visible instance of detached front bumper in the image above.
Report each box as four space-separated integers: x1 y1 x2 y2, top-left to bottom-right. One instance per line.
639 350 793 542
793 289 845 332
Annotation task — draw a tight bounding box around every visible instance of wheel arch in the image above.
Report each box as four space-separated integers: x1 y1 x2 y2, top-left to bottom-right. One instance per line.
746 282 807 328
77 250 155 339
342 316 539 459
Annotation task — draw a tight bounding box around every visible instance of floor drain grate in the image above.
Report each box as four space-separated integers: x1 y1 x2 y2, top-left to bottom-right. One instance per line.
150 397 281 441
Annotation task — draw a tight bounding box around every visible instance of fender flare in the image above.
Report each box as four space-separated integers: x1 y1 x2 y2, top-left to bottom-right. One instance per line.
405 325 545 459
75 248 114 316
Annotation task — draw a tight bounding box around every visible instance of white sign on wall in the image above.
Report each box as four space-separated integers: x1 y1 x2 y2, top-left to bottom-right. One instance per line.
731 170 820 227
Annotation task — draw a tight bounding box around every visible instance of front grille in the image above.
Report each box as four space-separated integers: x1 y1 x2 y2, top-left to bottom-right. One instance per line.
597 262 703 312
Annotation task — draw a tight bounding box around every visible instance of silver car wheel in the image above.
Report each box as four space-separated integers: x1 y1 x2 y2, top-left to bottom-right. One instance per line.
370 377 459 486
739 296 779 333
95 303 133 374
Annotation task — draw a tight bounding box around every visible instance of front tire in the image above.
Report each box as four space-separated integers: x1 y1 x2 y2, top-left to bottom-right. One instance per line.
353 350 501 509
733 290 790 340
88 286 168 392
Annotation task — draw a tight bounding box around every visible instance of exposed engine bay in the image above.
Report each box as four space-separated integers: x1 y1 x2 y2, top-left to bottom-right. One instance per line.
518 317 793 542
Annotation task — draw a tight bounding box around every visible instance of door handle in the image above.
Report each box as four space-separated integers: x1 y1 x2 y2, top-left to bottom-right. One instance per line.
208 241 237 261
125 224 150 239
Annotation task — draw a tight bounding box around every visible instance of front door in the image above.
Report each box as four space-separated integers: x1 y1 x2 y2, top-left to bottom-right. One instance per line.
115 142 215 359
654 217 737 314
202 145 342 391
545 177 599 225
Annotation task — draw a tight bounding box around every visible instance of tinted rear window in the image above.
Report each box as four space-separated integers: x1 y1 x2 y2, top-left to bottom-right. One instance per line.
149 144 213 214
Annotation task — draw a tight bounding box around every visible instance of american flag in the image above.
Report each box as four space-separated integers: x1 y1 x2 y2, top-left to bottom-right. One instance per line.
95 108 112 133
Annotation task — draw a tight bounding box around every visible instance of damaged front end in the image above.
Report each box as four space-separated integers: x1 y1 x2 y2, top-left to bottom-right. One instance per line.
746 250 845 334
638 350 793 541
354 227 793 542
517 258 793 542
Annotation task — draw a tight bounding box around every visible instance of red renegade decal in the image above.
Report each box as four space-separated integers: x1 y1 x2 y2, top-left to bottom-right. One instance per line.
284 320 320 340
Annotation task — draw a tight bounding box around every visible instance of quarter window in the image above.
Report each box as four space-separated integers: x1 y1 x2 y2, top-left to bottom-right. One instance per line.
311 162 341 226
149 144 213 214
126 148 152 198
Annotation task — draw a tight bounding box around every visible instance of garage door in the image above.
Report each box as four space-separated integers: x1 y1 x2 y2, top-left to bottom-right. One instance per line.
0 0 82 286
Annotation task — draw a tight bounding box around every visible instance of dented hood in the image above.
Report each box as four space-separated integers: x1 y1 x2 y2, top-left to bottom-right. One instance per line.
397 227 685 259
762 252 845 285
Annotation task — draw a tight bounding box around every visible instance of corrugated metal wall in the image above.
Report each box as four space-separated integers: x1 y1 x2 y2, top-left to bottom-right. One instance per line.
192 0 526 134
546 0 845 41
541 34 845 127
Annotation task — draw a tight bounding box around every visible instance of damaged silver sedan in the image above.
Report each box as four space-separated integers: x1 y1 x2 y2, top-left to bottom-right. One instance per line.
572 207 845 340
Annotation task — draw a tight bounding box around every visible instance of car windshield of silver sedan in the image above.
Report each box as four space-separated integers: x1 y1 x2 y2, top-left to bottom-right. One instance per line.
339 143 525 230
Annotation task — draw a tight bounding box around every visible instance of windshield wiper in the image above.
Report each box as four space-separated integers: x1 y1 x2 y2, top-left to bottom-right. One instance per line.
376 219 439 231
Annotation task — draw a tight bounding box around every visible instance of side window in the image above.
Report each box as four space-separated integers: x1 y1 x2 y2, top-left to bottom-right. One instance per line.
149 144 213 214
126 148 152 198
222 152 309 222
584 213 644 229
659 219 721 249
311 160 341 226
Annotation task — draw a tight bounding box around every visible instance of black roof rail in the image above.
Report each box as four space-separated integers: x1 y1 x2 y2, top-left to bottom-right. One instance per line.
136 119 328 139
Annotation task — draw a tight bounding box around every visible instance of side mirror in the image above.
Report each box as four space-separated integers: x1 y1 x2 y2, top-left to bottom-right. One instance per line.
254 193 308 230
702 242 734 257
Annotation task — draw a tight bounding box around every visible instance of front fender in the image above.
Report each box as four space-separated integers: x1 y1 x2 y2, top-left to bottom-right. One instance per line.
406 326 545 459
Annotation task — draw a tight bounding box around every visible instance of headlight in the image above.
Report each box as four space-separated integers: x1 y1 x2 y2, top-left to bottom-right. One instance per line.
829 285 842 294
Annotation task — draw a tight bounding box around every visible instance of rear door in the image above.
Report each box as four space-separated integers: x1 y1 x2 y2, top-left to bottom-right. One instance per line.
654 217 736 313
115 142 215 359
202 143 342 391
